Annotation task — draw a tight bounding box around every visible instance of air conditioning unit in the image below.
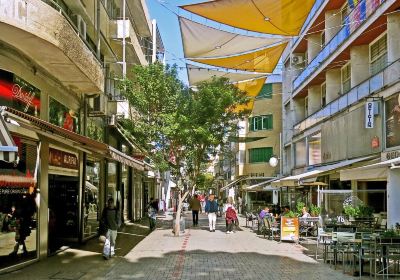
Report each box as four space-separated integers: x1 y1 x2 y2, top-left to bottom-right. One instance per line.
77 15 87 40
291 54 304 66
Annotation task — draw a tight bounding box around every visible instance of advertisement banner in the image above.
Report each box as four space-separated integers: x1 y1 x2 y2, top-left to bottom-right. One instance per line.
0 69 40 116
49 97 79 133
280 217 299 242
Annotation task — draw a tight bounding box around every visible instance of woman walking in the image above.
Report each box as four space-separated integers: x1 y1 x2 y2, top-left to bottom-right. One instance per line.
224 197 237 234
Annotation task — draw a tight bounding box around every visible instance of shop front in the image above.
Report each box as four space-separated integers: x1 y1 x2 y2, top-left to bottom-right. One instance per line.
0 116 39 270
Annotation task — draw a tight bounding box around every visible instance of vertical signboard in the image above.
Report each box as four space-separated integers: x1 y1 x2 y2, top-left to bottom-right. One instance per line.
365 102 374 129
280 217 299 242
386 93 400 148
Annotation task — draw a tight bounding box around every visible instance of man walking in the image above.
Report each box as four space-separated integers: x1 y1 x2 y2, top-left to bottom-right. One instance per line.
205 194 218 232
189 194 201 227
102 198 120 260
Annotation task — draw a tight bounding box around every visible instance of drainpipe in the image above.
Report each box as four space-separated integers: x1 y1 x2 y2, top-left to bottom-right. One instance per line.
96 0 101 60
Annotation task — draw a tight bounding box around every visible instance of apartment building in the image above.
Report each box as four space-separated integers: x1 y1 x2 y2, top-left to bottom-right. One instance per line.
218 78 282 209
280 0 400 227
0 0 162 271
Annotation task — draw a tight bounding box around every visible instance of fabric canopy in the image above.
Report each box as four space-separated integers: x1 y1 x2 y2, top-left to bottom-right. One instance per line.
179 17 285 59
190 42 287 73
236 77 266 97
180 0 316 36
0 113 18 163
340 157 400 181
187 65 266 85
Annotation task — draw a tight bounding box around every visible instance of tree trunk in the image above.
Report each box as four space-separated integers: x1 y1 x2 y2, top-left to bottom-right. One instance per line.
174 191 189 236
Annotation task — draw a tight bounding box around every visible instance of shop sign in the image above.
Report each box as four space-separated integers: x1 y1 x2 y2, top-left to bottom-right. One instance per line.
385 93 400 148
0 69 40 116
382 150 400 161
371 136 380 149
280 217 299 242
365 102 374 129
49 148 78 170
0 187 29 194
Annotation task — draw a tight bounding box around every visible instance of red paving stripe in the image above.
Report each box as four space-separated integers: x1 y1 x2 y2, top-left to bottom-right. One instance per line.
172 230 191 279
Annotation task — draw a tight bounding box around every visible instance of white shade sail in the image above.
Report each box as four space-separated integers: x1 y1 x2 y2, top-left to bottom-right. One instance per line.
187 64 266 85
179 17 285 59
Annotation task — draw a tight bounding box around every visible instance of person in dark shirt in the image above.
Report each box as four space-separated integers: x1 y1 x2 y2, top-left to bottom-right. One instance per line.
101 198 120 259
205 194 218 232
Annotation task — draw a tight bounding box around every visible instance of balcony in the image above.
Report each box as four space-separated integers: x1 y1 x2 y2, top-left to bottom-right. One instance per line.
0 0 104 93
293 0 387 93
294 58 400 133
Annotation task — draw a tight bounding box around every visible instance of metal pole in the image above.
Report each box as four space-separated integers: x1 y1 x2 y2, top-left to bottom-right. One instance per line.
122 0 126 78
152 19 157 63
279 132 283 178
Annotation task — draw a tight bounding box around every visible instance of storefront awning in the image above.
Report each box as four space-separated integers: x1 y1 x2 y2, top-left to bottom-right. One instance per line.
85 181 98 192
220 176 248 192
109 147 144 171
179 17 286 59
272 156 378 187
180 0 316 36
0 112 18 163
340 157 400 181
3 107 145 171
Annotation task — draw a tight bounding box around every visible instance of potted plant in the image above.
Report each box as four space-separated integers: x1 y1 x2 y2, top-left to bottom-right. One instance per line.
310 204 321 217
343 205 360 221
296 202 305 216
357 205 374 219
284 210 298 218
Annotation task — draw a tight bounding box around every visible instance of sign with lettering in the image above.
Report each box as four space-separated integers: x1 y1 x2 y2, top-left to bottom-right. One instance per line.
280 217 299 242
382 150 400 161
49 148 78 170
0 69 40 116
365 102 374 129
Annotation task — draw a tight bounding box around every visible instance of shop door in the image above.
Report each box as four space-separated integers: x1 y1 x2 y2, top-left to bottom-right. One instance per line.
48 175 79 255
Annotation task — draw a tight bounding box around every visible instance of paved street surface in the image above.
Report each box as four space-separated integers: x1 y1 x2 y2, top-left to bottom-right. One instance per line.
0 213 354 280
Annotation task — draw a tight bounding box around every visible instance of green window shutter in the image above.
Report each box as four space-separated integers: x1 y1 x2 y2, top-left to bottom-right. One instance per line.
257 84 273 99
268 115 273 129
249 147 273 163
261 115 273 130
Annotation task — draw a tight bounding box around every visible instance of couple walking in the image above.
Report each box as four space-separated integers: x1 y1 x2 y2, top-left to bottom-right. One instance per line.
205 194 238 233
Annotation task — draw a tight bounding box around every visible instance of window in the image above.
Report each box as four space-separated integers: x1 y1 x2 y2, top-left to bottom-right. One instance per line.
370 34 387 75
248 147 273 163
305 96 309 117
321 83 327 107
341 63 351 94
321 31 326 48
249 115 273 131
257 84 273 99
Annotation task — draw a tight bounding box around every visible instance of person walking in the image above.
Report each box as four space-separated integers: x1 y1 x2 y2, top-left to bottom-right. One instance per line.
224 197 237 234
205 194 218 232
101 198 120 260
147 198 158 231
189 194 201 227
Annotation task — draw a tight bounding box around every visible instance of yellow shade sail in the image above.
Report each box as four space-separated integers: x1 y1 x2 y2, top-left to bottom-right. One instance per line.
236 77 266 97
190 42 287 73
232 77 266 112
180 0 316 36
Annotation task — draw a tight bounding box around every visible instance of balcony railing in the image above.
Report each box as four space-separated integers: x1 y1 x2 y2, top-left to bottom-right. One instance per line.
41 0 101 63
293 0 386 92
292 0 325 46
294 58 400 133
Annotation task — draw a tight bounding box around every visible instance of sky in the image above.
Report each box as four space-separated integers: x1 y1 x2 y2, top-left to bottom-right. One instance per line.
146 0 200 85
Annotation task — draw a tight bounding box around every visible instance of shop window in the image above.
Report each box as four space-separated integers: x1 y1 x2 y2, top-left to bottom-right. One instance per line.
341 63 351 94
248 147 273 163
370 34 388 75
256 84 273 99
249 115 273 131
83 161 100 240
0 138 38 269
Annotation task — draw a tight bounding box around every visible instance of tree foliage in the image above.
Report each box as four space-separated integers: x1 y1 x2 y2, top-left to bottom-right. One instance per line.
120 62 249 182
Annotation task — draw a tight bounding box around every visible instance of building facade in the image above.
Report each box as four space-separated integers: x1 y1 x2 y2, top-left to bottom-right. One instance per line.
217 78 282 209
0 0 162 272
281 0 400 227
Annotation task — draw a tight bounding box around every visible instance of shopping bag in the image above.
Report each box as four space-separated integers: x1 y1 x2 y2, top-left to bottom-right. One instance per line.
103 237 111 259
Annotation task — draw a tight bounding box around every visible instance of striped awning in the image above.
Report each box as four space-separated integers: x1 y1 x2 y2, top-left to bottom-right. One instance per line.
0 113 18 163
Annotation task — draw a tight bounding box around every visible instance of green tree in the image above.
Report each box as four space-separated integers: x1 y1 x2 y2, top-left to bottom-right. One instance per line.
120 62 249 235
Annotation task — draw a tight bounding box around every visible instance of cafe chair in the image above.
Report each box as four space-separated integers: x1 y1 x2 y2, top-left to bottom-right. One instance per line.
334 232 357 274
355 232 376 278
315 227 333 261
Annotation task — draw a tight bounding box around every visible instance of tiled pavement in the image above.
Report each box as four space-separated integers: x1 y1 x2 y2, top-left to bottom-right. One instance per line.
1 212 355 280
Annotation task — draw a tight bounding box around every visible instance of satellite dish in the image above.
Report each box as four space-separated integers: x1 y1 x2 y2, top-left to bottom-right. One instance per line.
269 156 279 167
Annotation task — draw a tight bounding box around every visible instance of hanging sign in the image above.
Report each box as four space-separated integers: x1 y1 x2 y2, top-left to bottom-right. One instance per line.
365 102 374 128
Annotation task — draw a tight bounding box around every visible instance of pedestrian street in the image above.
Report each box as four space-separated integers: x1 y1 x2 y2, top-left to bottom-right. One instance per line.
1 212 355 280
